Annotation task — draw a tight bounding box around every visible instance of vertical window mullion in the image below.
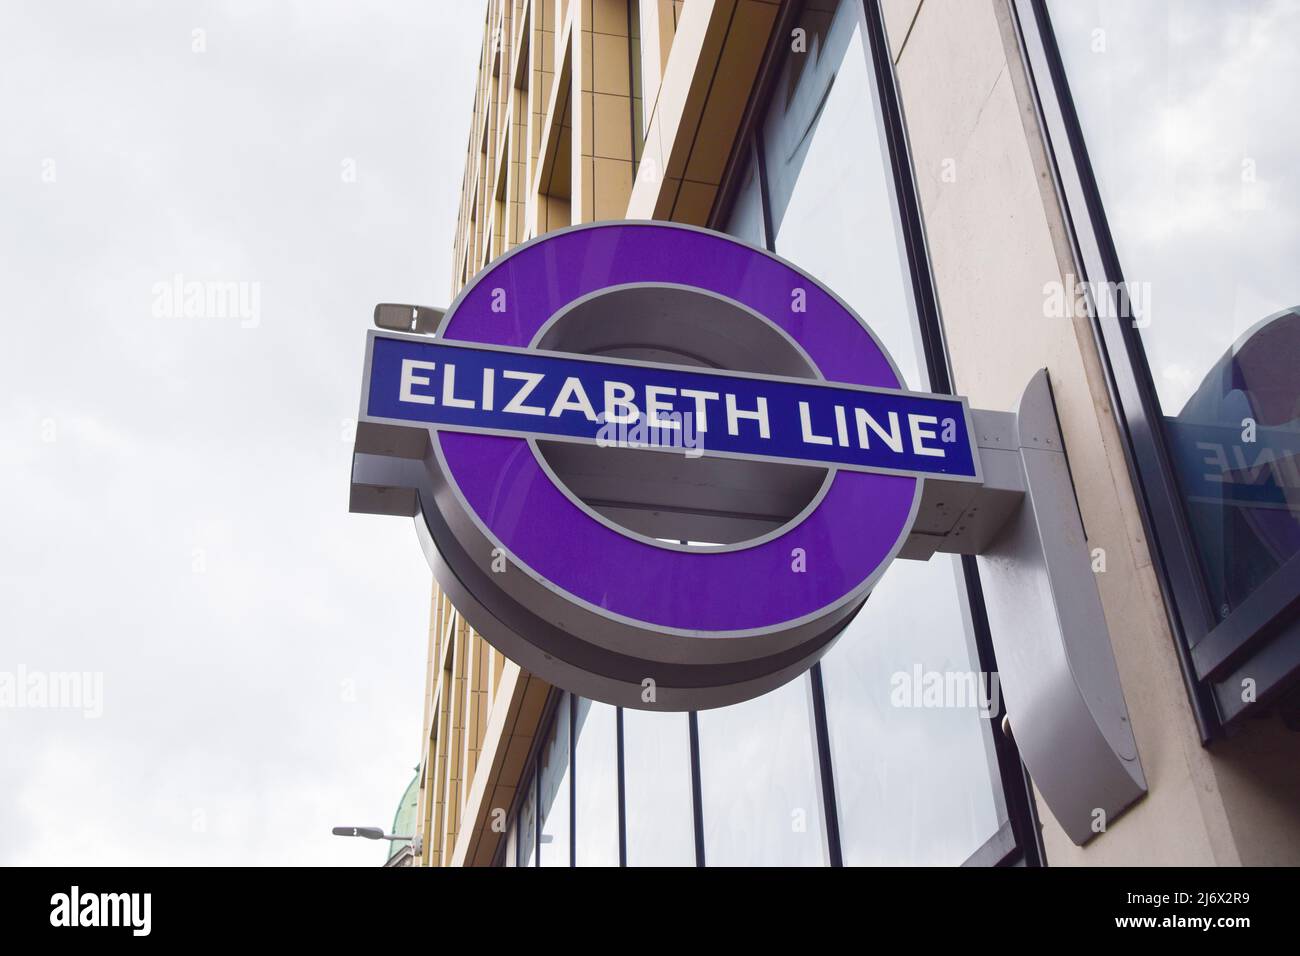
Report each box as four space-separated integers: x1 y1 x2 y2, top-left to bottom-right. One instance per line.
807 664 844 866
569 694 577 866
688 711 705 867
754 135 775 252
616 706 627 866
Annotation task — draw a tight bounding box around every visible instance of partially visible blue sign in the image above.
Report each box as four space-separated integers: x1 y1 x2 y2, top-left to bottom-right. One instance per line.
365 334 979 480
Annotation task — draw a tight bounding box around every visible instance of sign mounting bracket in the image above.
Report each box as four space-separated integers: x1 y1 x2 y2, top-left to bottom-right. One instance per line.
903 369 1146 845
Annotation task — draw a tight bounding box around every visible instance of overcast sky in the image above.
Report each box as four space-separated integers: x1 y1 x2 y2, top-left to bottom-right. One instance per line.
0 0 485 865
1050 0 1299 413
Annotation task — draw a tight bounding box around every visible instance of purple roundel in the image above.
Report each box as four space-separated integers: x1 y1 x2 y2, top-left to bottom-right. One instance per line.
436 222 917 634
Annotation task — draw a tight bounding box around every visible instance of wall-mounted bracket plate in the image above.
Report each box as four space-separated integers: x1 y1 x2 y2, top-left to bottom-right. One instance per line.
909 369 1146 845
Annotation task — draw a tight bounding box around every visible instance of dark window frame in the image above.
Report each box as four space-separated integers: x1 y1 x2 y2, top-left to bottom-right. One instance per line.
1009 0 1300 734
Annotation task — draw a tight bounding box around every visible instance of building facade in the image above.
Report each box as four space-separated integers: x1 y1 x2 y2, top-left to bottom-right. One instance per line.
405 0 1300 866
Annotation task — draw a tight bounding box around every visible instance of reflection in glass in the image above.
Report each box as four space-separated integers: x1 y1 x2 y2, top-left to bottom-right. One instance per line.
622 709 695 866
726 149 766 248
573 697 620 866
537 694 571 867
697 675 826 865
1048 1 1300 620
736 0 1007 864
517 769 537 867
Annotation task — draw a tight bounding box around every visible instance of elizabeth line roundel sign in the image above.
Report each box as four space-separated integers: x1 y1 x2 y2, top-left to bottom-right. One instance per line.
351 222 980 710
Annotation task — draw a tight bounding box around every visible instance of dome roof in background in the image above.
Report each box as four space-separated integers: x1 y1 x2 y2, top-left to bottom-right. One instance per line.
387 768 420 863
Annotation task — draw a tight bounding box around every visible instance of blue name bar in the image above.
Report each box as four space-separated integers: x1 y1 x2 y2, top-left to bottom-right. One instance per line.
365 334 980 480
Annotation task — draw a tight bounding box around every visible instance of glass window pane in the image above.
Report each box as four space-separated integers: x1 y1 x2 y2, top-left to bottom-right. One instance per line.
573 697 620 866
697 674 826 865
1048 0 1300 621
762 0 924 390
821 559 1005 864
744 0 1007 864
537 694 571 867
517 769 537 867
725 148 766 247
622 708 695 866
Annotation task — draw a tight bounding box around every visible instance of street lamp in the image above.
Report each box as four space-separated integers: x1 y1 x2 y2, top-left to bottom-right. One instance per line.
332 825 422 855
